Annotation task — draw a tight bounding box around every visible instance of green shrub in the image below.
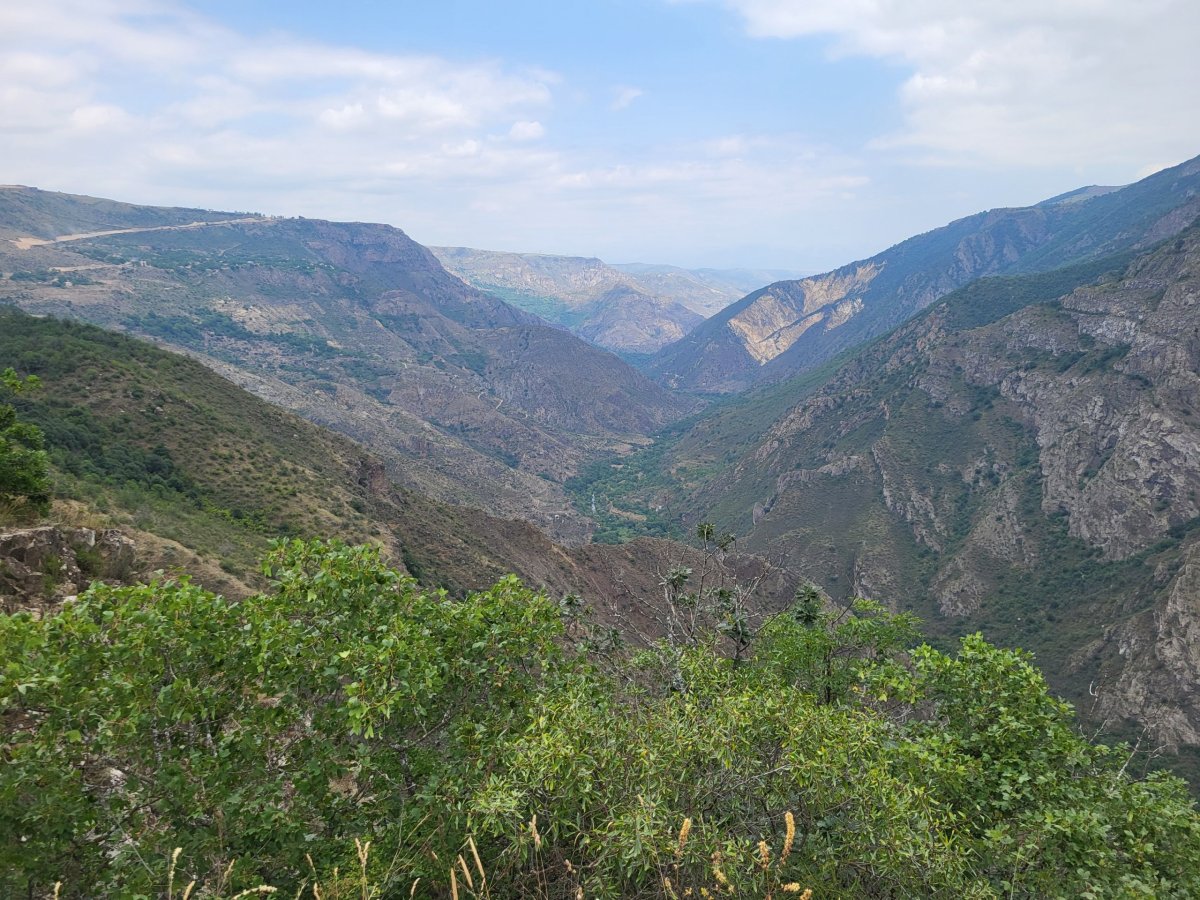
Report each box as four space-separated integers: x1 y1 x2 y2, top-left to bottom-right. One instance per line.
3 542 1199 898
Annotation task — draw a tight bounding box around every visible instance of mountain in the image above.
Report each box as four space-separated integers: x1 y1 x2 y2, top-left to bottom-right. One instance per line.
0 187 692 541
0 308 793 620
611 262 807 301
649 154 1200 393
586 225 1200 759
429 247 763 354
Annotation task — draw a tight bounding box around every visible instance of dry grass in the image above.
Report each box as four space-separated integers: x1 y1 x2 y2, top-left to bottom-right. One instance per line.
51 815 814 899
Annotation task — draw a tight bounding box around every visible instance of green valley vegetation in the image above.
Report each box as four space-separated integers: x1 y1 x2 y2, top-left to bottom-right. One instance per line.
0 366 51 517
4 538 1200 899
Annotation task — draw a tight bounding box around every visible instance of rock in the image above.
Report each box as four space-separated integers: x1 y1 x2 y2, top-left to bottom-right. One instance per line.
0 525 139 616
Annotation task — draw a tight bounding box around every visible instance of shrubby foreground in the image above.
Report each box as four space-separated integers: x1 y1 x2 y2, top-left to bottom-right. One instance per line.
3 540 1199 898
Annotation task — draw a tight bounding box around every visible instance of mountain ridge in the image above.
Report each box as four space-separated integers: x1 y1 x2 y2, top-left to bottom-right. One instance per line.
649 154 1200 393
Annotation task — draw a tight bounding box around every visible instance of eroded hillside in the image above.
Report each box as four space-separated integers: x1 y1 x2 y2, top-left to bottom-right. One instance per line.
0 189 696 540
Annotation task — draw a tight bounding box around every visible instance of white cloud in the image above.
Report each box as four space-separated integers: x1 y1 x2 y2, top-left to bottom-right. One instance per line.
0 1 562 204
710 0 1200 169
508 120 545 141
0 0 870 267
611 85 644 110
69 103 134 132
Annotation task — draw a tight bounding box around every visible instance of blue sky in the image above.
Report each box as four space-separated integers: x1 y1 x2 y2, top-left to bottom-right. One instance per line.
3 1 1199 270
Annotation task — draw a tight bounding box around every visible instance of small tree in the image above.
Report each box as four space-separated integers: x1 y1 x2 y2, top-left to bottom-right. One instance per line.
0 368 50 518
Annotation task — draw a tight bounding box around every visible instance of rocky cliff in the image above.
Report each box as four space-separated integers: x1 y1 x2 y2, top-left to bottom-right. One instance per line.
0 526 136 615
684 225 1200 750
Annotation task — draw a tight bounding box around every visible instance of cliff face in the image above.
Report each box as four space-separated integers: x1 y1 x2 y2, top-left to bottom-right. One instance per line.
649 154 1200 394
687 226 1200 748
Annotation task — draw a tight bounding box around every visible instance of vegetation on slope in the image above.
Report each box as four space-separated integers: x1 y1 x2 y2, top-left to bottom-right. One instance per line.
0 307 387 579
4 539 1200 899
0 367 50 517
566 235 1200 783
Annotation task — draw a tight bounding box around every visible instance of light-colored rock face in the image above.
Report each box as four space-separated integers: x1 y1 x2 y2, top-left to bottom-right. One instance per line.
945 241 1200 561
728 263 880 364
648 155 1200 394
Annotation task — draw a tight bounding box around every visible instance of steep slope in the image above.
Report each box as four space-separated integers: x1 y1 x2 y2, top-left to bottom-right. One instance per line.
0 190 691 540
637 227 1200 753
430 247 747 353
650 154 1200 393
0 309 792 618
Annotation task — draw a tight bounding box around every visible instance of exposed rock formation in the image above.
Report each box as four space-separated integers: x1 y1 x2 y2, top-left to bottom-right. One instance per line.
0 526 136 615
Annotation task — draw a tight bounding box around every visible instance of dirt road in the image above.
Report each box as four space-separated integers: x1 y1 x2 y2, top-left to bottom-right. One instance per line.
10 216 273 251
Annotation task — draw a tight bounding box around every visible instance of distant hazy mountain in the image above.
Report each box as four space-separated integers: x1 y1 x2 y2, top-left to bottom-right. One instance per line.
429 248 779 354
0 187 692 541
611 262 806 301
648 154 1200 393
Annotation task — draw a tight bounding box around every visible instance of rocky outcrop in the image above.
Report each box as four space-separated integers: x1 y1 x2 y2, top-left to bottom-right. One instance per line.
0 526 136 615
1089 539 1200 749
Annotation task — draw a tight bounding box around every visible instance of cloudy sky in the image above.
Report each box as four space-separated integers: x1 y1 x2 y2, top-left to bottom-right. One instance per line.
3 0 1198 270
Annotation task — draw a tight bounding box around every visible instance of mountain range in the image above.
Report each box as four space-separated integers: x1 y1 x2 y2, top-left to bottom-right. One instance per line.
5 157 1200 772
430 246 800 355
0 188 692 541
649 155 1200 393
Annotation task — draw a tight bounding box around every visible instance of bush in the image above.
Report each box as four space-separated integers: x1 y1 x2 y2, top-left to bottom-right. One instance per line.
2 542 1198 898
0 368 51 518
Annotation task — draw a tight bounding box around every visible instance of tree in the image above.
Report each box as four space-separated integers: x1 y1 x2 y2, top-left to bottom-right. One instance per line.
0 368 50 516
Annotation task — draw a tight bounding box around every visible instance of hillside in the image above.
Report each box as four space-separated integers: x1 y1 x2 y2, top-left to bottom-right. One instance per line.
430 246 759 354
649 154 1200 393
0 308 790 621
584 226 1200 759
0 188 693 541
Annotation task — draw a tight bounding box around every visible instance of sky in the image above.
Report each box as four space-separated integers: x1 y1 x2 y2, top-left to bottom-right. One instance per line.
3 0 1199 271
